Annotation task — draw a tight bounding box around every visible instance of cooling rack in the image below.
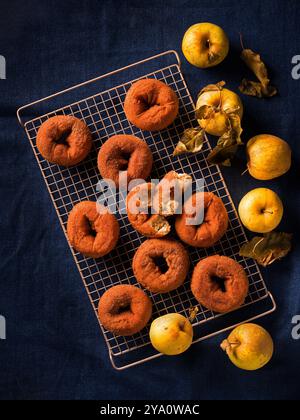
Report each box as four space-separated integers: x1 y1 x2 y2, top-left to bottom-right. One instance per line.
17 50 276 370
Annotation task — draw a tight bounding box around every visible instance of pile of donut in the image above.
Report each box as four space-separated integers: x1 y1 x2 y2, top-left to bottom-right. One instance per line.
36 78 249 338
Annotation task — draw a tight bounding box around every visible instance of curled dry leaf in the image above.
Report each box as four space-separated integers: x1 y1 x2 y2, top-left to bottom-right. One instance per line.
239 48 277 98
188 306 199 322
239 232 292 267
198 80 226 96
207 144 239 167
207 109 243 166
195 104 217 121
173 127 206 156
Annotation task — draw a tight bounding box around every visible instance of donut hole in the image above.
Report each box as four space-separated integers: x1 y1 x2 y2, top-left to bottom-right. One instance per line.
118 152 132 171
140 94 155 110
111 298 132 315
211 275 227 293
116 303 132 314
153 256 169 274
85 217 97 237
55 129 72 146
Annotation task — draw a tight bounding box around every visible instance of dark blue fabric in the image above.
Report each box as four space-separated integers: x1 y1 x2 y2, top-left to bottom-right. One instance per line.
0 0 300 400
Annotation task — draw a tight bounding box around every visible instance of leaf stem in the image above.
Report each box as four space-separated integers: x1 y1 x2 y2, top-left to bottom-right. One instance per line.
241 168 249 176
239 32 245 50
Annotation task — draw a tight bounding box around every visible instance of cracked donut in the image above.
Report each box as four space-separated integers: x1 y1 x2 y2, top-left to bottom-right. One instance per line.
175 192 229 248
124 79 179 131
191 255 249 313
67 201 119 258
133 239 190 293
153 171 193 216
98 134 153 188
127 183 171 238
98 285 152 336
36 115 92 166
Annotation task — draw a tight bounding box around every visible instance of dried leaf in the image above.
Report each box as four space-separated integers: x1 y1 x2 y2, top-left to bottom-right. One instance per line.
198 80 226 96
195 105 216 121
223 105 241 115
188 306 199 322
239 48 277 98
173 127 205 156
239 79 277 98
208 144 239 166
239 232 292 267
208 111 243 166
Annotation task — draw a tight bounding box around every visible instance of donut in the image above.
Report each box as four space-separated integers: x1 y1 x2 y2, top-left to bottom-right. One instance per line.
175 192 229 248
36 115 92 166
67 201 119 258
98 134 153 188
153 171 192 216
98 285 152 336
133 239 190 293
127 183 171 238
124 79 179 131
191 255 249 313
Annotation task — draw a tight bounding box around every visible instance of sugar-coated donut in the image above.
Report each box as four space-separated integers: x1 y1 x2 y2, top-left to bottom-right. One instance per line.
98 134 153 188
67 201 119 258
191 255 249 313
133 239 190 293
127 183 171 238
36 115 92 166
124 79 179 131
175 192 229 248
98 285 153 336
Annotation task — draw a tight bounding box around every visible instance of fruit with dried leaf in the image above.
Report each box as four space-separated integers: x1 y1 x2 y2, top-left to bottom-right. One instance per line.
221 324 274 371
182 23 229 69
174 82 244 166
247 134 292 180
238 188 283 234
196 82 243 137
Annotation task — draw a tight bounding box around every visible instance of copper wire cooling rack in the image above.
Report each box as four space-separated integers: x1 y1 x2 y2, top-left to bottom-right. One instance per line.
17 51 276 370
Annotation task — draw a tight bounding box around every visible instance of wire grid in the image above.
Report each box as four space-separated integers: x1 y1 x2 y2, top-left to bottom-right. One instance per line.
22 62 270 362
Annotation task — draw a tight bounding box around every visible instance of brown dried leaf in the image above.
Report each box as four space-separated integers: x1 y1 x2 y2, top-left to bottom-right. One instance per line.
198 80 226 97
195 105 216 121
239 232 292 267
173 127 205 156
208 144 239 166
239 79 277 98
239 49 277 98
188 306 199 322
208 112 243 166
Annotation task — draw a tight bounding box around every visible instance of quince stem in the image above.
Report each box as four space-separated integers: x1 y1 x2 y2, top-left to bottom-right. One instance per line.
221 339 240 354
